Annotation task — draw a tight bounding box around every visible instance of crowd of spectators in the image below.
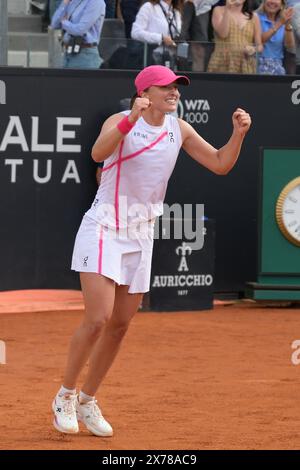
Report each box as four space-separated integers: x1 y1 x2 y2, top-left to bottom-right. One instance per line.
41 0 300 74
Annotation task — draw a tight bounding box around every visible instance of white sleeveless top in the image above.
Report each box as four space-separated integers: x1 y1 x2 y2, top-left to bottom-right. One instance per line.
86 111 182 229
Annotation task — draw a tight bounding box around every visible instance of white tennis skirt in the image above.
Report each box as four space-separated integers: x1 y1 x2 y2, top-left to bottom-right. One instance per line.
71 215 155 293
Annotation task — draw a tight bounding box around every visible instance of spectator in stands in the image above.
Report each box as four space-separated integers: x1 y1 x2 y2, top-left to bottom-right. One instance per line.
257 0 295 75
131 0 183 67
179 0 219 71
207 0 263 74
120 0 141 38
291 1 300 74
50 0 106 69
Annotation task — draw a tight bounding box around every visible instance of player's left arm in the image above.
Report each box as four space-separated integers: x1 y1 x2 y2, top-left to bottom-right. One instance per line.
178 108 251 175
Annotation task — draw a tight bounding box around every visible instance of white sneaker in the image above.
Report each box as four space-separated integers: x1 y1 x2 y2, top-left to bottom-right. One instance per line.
76 399 113 437
52 393 79 434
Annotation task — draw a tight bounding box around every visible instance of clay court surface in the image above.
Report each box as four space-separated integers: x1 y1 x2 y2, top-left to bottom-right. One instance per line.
1 292 300 450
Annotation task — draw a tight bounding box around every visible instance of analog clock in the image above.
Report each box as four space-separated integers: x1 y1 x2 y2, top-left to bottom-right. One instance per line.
276 177 300 247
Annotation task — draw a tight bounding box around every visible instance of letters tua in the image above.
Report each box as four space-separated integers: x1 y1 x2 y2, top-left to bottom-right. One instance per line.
0 116 82 184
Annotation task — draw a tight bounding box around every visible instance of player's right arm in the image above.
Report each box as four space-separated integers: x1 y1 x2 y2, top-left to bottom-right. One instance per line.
92 114 124 163
91 98 150 162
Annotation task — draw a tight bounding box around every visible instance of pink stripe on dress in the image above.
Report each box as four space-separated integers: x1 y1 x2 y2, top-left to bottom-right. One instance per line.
102 131 168 232
102 131 168 172
121 131 168 163
98 225 104 274
115 141 124 230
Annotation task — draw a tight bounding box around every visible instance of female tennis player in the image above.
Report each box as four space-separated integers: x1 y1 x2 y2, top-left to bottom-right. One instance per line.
52 65 251 436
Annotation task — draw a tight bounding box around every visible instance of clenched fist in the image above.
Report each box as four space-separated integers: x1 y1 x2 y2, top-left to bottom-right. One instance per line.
232 108 251 136
129 97 152 123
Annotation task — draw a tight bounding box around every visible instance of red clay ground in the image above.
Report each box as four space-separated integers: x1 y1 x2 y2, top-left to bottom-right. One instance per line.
1 302 300 450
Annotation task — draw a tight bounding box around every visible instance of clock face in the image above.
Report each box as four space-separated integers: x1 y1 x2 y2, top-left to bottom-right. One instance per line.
276 177 300 247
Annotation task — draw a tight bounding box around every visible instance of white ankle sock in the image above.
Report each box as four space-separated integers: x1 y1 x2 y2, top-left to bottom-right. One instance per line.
58 385 76 397
79 391 95 404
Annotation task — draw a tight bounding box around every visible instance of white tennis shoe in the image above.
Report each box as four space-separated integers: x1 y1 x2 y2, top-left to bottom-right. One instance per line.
76 398 113 437
52 393 79 434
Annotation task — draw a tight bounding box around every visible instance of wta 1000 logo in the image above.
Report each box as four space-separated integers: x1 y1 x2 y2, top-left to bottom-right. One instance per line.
177 98 210 124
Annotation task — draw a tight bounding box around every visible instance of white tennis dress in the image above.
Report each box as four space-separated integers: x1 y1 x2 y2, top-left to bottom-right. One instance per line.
71 111 182 293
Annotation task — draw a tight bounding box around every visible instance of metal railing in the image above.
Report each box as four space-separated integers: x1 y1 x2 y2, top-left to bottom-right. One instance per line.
1 29 298 75
47 36 261 74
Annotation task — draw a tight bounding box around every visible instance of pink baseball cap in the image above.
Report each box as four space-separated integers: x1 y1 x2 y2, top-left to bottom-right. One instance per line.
135 65 190 95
